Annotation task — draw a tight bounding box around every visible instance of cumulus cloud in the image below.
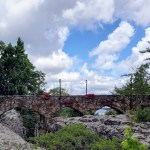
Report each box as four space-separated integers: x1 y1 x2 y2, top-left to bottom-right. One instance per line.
63 0 115 29
114 0 150 26
1 0 150 95
0 0 74 55
90 21 135 70
113 27 150 74
33 49 73 74
44 63 125 95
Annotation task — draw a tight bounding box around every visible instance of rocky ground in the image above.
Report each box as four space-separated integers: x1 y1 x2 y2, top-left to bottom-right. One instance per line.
0 109 26 138
0 110 150 149
0 123 45 150
0 110 44 150
47 115 150 148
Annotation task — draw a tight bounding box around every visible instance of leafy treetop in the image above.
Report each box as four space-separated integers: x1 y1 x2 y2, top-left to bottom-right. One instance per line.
0 37 45 95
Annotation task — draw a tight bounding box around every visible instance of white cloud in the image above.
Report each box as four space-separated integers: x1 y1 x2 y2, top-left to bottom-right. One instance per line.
90 21 135 70
46 72 80 82
65 64 125 95
115 0 150 26
1 0 150 95
113 27 150 74
0 0 74 56
33 49 73 74
63 0 115 29
44 63 125 95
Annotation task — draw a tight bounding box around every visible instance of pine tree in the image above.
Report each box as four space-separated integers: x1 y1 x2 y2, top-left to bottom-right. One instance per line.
113 64 150 95
0 38 45 95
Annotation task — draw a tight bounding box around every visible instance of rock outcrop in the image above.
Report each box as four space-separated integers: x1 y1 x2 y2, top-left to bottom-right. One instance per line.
0 109 26 138
0 123 44 150
0 112 150 149
47 115 150 148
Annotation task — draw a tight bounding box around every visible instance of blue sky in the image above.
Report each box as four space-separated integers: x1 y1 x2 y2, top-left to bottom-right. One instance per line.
0 0 150 94
64 21 145 65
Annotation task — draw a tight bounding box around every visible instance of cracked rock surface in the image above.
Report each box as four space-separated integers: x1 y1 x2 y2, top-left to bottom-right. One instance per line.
0 109 44 150
47 115 150 148
0 123 45 150
0 109 26 138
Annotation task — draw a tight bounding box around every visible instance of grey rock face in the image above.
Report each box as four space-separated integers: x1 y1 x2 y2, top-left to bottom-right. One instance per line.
0 123 44 150
0 109 26 138
47 115 150 148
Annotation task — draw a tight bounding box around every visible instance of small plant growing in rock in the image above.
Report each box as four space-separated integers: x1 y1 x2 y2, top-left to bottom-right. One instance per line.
133 107 150 122
121 126 148 150
105 109 118 115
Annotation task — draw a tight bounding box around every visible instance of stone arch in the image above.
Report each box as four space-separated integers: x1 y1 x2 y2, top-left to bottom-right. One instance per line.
0 98 49 132
59 97 88 115
51 104 84 117
99 105 123 114
0 102 46 118
88 104 124 115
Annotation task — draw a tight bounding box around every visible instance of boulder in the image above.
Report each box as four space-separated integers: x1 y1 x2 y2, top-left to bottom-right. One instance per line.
0 109 26 138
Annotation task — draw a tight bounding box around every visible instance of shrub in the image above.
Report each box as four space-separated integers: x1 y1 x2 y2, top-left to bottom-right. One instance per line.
105 109 118 115
30 123 120 150
53 107 82 118
16 108 39 138
134 107 150 122
121 126 148 150
91 137 121 150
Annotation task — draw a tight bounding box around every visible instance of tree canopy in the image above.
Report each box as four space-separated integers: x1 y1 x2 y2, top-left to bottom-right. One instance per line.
0 38 45 95
113 43 150 95
113 64 150 95
49 87 69 96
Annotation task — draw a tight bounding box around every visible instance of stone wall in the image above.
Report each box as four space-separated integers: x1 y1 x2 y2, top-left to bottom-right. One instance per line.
0 95 150 119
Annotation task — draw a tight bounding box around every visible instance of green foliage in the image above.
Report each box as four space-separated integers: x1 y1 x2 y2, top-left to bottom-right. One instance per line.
105 109 118 115
0 37 45 95
113 64 150 95
140 41 150 61
91 138 120 150
49 87 69 96
133 107 150 122
53 107 82 118
121 126 148 150
30 123 120 150
16 108 39 138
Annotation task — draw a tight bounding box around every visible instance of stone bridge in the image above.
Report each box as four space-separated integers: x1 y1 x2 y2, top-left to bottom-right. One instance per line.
0 95 150 119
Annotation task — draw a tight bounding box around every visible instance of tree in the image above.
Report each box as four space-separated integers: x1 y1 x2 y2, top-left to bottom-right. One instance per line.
132 64 150 94
0 38 45 95
140 41 150 62
49 87 69 96
114 42 150 95
113 64 150 95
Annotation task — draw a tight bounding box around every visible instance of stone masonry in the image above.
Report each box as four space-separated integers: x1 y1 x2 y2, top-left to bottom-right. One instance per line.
0 95 150 119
